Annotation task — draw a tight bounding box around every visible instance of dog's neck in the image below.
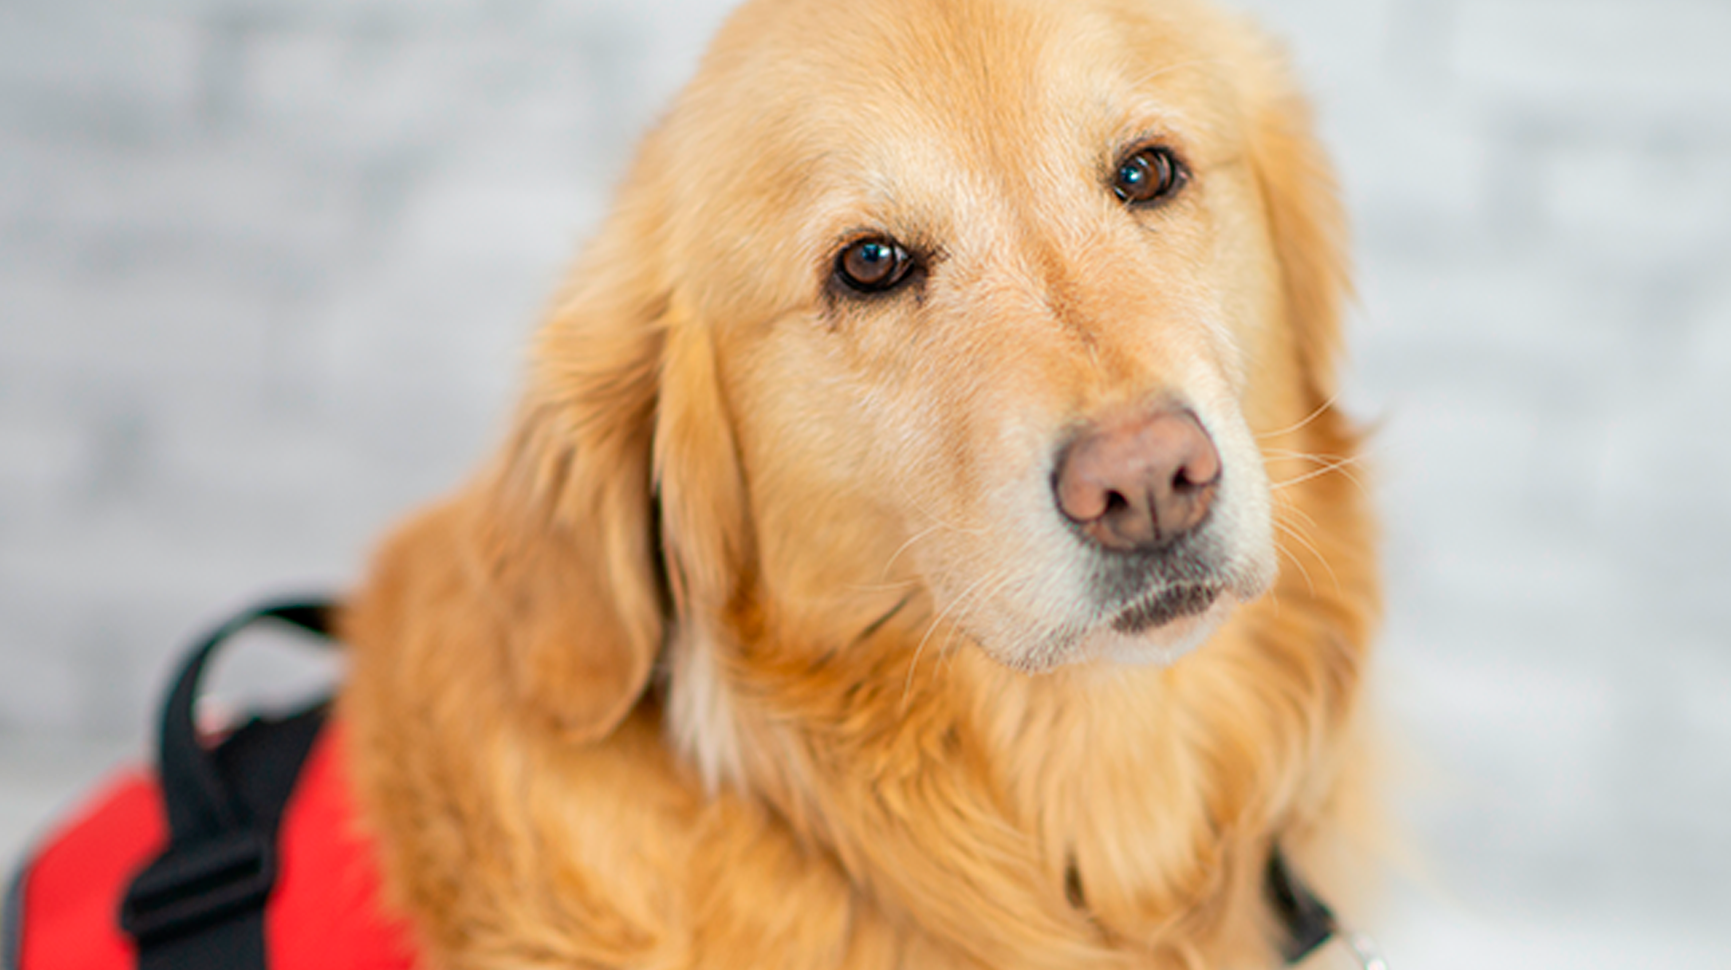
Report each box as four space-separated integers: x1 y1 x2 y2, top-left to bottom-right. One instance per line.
663 589 1361 963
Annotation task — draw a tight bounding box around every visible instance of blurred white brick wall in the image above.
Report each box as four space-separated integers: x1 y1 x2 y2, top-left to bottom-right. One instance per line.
0 0 732 735
2 0 1728 964
1224 0 1731 953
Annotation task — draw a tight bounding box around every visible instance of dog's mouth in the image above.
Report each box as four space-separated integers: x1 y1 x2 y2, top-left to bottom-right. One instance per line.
1111 583 1221 634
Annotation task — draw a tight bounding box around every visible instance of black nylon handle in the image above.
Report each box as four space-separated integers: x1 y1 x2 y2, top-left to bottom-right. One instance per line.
118 598 340 970
155 601 336 843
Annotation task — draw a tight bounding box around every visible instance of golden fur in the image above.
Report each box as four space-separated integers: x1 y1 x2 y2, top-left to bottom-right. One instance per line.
340 0 1380 966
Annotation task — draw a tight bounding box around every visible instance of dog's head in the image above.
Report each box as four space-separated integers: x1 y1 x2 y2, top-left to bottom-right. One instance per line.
370 0 1349 744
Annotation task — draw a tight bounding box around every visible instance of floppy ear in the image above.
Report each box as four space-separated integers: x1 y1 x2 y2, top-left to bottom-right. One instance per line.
351 181 676 745
348 126 761 744
490 189 685 741
487 223 753 745
1244 52 1352 403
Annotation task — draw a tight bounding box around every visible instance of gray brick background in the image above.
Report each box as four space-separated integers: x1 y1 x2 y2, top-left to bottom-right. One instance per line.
2 0 1728 965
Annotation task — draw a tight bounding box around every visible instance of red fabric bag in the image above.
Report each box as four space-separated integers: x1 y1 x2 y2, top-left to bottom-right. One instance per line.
2 604 418 970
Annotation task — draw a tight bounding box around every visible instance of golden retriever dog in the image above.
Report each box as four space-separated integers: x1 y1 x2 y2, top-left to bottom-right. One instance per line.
340 0 1379 965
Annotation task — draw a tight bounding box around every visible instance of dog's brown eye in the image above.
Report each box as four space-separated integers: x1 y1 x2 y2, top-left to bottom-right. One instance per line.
1112 147 1185 205
836 237 915 294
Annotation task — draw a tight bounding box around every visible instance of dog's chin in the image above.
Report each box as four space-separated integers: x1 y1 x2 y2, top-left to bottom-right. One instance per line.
978 588 1241 675
1081 588 1238 668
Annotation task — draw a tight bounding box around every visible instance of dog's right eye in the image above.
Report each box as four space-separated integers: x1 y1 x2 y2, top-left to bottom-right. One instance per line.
1112 146 1186 206
835 237 916 295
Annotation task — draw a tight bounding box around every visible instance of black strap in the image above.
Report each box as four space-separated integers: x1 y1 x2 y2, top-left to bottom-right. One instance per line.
1 859 24 970
119 600 339 970
1266 847 1338 964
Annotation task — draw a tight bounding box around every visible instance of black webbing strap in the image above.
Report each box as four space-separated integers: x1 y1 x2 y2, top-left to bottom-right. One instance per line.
1266 847 1338 965
1 859 24 970
118 600 339 970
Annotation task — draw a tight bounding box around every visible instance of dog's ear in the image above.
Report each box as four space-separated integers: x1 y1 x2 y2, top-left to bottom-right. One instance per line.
487 189 683 742
494 217 753 742
349 133 759 744
1244 52 1352 403
351 182 675 745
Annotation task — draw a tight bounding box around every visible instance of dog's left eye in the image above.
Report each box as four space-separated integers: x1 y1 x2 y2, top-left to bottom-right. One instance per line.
835 237 917 294
1112 146 1186 205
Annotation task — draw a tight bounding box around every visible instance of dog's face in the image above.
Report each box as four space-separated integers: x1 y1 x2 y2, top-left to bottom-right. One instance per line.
641 0 1301 673
429 0 1348 743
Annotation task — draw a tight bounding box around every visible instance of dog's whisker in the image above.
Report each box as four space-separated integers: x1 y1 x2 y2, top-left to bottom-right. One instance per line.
1264 451 1362 472
1269 456 1366 494
1254 392 1343 441
1273 502 1342 594
905 566 1022 707
1270 526 1317 598
1273 499 1323 538
1260 448 1356 466
1272 526 1326 598
879 521 948 582
939 571 1017 658
1263 436 1377 501
905 569 1003 707
1263 448 1370 498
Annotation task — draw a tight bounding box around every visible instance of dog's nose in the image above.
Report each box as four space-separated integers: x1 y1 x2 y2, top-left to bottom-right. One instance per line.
1054 407 1221 553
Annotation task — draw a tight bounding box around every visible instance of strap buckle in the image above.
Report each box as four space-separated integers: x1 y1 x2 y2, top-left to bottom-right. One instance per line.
119 830 275 944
